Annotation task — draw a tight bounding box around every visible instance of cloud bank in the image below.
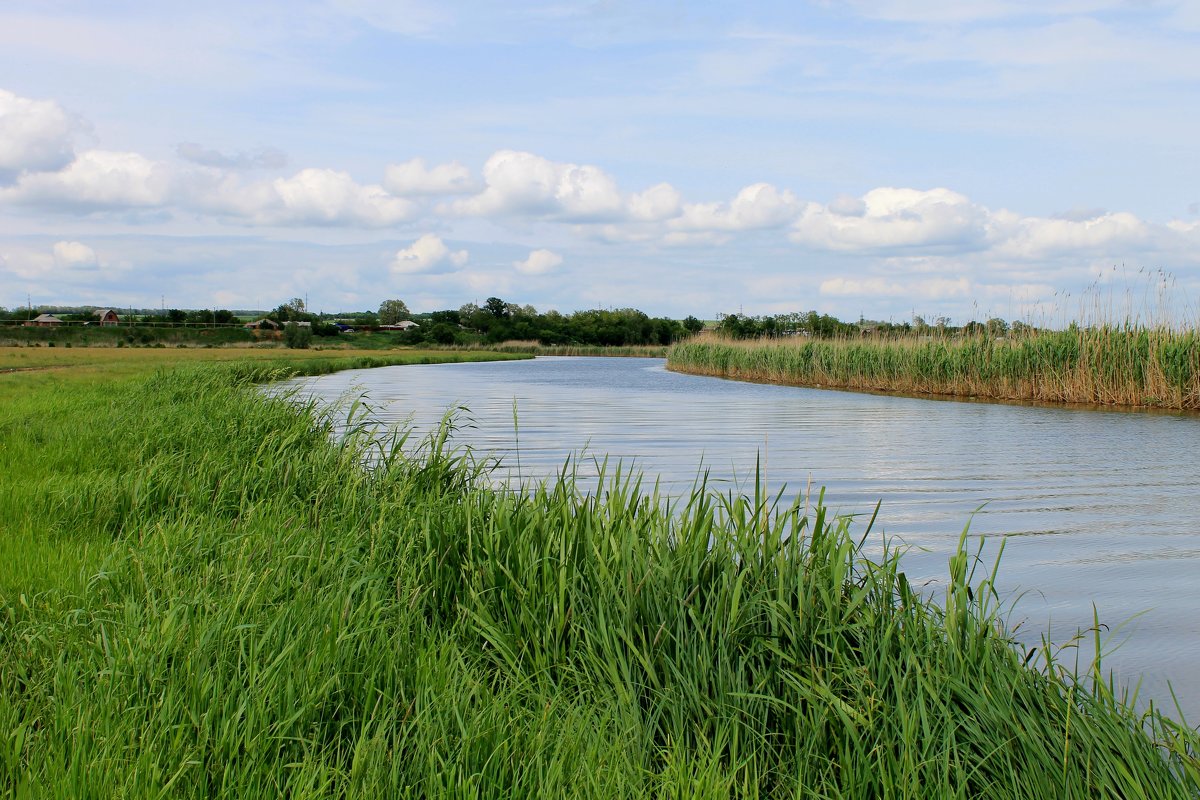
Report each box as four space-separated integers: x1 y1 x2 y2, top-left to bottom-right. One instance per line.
3 82 1200 322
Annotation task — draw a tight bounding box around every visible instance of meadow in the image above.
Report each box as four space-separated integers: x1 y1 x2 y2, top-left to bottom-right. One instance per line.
2 348 1199 797
669 326 1200 410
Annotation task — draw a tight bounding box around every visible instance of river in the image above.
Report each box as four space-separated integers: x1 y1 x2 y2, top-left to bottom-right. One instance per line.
276 356 1200 723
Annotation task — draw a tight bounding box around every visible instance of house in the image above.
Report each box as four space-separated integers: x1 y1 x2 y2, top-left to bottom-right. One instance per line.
94 309 120 326
380 320 420 331
243 318 281 330
27 313 63 327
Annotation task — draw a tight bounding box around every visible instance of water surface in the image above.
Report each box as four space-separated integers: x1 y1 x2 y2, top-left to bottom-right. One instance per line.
278 356 1200 722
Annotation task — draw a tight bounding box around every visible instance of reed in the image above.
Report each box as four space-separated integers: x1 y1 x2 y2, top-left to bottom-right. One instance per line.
2 354 1198 797
669 326 1200 409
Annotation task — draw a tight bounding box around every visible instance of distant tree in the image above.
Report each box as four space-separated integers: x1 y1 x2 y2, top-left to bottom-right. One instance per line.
274 297 309 322
683 315 704 334
378 299 411 325
283 321 312 349
986 317 1009 337
485 297 510 318
427 323 459 344
166 309 187 324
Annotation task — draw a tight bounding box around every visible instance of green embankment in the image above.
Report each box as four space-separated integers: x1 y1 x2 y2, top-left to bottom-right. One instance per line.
3 351 1199 797
669 328 1200 409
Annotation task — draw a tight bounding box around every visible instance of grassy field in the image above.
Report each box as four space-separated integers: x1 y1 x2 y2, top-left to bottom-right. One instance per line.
3 349 1199 797
669 327 1200 410
0 324 259 348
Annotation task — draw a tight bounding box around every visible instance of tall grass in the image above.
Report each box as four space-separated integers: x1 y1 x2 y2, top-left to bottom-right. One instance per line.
2 356 1199 797
669 327 1200 409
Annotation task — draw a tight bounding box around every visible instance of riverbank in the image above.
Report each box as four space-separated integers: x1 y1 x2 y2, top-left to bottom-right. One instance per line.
3 351 1199 796
669 327 1200 410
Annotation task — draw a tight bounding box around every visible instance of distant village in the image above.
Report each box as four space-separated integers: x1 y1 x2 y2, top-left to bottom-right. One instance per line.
2 297 1028 347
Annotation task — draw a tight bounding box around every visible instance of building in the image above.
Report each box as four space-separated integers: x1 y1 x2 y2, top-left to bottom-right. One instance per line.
27 313 63 327
243 318 281 330
380 320 420 331
94 309 120 326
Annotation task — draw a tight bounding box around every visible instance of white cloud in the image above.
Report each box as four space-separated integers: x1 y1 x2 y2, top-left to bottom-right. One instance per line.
1 150 172 210
629 182 683 222
0 247 51 280
514 248 563 275
197 168 417 227
451 150 624 221
390 233 468 274
0 89 81 179
791 187 989 250
991 210 1150 258
53 240 98 268
673 183 801 231
383 157 475 195
1 240 126 282
265 168 415 226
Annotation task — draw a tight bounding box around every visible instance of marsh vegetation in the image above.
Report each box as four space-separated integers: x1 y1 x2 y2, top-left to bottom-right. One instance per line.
669 325 1200 410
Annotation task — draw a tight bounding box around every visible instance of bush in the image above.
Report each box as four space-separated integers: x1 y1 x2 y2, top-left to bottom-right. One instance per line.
283 322 313 349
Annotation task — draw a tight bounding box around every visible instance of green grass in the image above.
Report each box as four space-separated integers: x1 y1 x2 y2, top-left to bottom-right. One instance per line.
2 352 1199 797
669 327 1200 410
0 324 259 348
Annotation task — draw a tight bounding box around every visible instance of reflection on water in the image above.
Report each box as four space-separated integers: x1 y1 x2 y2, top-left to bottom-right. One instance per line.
276 356 1200 723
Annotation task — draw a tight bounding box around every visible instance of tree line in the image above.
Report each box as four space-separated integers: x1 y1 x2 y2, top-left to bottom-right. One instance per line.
713 311 1031 339
377 297 705 347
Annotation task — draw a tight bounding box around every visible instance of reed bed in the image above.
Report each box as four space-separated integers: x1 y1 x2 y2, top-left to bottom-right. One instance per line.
3 357 1199 797
669 327 1200 409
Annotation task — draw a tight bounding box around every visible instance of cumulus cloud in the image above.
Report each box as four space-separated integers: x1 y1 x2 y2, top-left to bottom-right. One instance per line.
383 157 475 195
264 168 414 226
390 233 468 274
452 150 624 221
176 142 287 170
513 248 563 275
673 183 801 231
0 89 81 179
629 182 683 222
197 168 418 227
53 240 98 268
990 210 1149 258
1 240 124 281
1 150 172 210
791 187 989 251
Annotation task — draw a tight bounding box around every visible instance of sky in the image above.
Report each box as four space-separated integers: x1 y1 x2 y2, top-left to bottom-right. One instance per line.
2 0 1199 323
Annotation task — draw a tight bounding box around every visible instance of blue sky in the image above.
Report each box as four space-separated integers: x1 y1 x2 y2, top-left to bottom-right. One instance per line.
2 0 1199 322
